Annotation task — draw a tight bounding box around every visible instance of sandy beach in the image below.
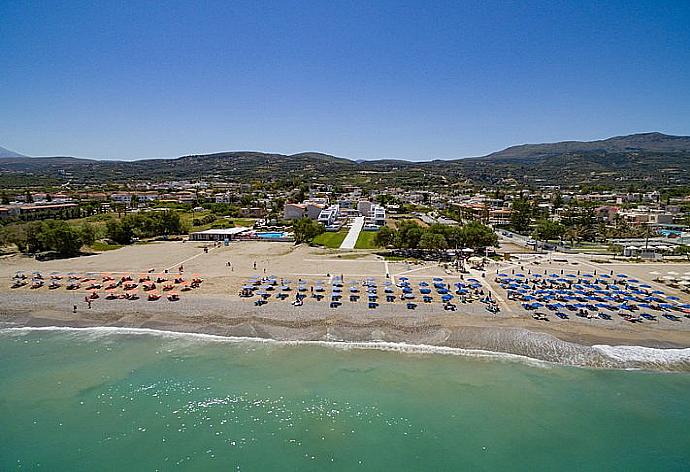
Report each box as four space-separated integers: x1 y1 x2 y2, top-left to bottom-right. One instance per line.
2 240 690 369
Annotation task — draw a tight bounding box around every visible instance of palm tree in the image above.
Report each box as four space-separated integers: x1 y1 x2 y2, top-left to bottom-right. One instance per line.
564 227 581 247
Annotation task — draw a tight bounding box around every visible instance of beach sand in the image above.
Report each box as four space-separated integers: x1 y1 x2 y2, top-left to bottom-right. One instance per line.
2 240 690 368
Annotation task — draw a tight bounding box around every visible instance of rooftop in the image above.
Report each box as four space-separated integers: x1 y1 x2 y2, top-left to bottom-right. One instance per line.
189 227 251 235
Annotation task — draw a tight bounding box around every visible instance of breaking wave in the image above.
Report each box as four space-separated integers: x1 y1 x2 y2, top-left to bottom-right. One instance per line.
2 325 690 372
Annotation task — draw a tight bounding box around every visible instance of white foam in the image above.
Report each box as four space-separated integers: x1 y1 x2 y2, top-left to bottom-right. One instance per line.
0 325 550 367
593 344 690 365
3 326 689 370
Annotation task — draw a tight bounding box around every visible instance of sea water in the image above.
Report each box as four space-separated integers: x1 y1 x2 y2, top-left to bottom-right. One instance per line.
1 327 689 471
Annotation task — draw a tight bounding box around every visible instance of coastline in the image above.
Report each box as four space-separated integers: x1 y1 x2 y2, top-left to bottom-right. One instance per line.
3 291 690 371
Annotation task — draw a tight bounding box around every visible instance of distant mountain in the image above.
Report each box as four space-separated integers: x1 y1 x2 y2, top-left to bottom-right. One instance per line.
0 146 26 158
482 132 690 160
0 132 688 188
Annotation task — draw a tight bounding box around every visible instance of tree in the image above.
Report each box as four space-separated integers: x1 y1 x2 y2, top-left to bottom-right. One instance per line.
0 191 9 204
113 202 127 218
576 207 597 242
374 226 396 247
292 218 325 243
564 227 581 246
7 220 90 256
532 220 565 241
394 221 424 248
676 245 690 261
25 190 33 203
106 219 135 244
376 194 400 207
40 220 84 256
419 232 448 252
81 223 97 247
552 192 563 210
461 221 499 249
510 198 532 233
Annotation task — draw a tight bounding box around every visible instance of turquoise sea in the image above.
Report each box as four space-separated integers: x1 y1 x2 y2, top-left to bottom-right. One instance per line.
1 328 690 471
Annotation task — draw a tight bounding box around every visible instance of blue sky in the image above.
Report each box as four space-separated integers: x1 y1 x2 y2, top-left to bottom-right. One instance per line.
1 0 689 160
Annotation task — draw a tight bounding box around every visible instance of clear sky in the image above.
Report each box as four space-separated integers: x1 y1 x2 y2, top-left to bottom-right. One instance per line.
1 0 689 161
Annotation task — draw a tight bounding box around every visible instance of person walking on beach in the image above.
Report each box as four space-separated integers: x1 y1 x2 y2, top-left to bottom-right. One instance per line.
73 305 77 313
253 261 257 270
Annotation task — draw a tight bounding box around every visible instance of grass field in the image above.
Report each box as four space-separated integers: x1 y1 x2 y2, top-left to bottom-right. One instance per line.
90 241 123 251
354 231 379 249
313 230 348 248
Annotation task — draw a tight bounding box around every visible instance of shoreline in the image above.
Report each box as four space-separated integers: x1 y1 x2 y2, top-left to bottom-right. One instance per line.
2 292 690 371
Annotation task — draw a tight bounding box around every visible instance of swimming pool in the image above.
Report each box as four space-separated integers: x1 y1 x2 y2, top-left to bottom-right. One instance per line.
256 231 287 239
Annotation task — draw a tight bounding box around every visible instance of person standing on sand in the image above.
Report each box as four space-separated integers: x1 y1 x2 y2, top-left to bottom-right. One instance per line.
253 261 257 270
73 305 77 313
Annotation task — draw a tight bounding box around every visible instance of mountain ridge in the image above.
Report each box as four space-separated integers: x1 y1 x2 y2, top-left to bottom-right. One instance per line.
3 132 689 164
0 146 26 158
1 132 688 187
480 132 690 161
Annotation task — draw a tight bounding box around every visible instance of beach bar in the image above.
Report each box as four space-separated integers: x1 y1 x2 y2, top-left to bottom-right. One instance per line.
188 227 251 242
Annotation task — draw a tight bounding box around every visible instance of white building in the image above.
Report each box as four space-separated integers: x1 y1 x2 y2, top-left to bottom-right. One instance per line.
110 193 132 204
317 205 340 226
283 201 326 220
357 200 385 227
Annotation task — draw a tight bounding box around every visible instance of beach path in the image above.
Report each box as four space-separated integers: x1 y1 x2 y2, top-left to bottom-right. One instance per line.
339 216 365 249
